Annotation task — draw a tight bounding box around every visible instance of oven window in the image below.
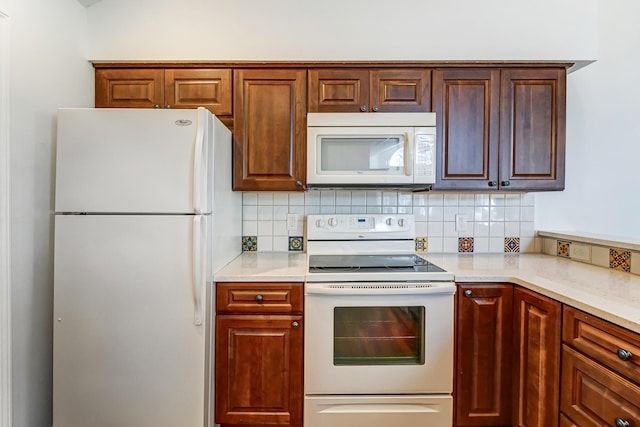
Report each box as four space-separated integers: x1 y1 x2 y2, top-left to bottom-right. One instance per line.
333 306 425 365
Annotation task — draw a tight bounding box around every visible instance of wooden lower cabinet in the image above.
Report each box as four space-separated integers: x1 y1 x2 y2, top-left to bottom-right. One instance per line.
215 315 303 427
512 286 562 427
215 282 303 427
455 283 513 426
560 345 640 427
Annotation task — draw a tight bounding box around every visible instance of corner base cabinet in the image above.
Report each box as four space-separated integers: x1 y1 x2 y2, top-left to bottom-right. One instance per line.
512 286 561 427
215 282 303 427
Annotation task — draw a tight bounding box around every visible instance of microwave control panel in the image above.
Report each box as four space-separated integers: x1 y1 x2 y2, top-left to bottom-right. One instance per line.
414 131 436 183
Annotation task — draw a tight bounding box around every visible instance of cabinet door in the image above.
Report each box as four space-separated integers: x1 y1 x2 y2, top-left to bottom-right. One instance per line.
215 315 303 427
455 284 513 427
512 287 562 427
432 69 500 191
95 68 163 108
370 69 431 112
233 69 307 191
499 69 566 190
164 69 232 115
308 69 369 112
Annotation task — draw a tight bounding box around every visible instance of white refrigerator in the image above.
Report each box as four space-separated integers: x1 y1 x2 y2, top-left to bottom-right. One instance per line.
52 107 241 427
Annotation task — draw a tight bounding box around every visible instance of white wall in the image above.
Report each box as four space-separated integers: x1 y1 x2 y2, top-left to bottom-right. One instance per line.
87 0 598 61
536 0 640 239
87 0 640 239
0 0 93 425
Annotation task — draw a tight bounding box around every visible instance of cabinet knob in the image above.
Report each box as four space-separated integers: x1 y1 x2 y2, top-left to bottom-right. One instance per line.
464 289 473 297
153 104 160 109
501 180 511 187
296 180 303 187
615 418 630 427
292 321 300 329
255 294 264 303
488 181 497 187
372 105 379 112
617 348 633 361
165 105 172 109
360 105 367 112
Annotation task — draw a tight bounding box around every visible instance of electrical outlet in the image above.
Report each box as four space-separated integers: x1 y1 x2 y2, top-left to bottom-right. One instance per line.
287 213 299 231
455 214 468 233
570 243 591 262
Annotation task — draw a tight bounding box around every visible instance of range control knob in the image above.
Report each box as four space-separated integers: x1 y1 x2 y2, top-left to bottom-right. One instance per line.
398 218 405 227
327 217 337 227
315 219 325 228
385 217 395 226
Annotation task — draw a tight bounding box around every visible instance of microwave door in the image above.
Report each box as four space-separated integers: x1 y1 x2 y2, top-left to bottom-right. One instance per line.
307 127 414 185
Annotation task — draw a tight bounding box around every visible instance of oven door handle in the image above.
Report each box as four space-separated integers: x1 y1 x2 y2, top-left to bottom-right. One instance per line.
305 283 456 296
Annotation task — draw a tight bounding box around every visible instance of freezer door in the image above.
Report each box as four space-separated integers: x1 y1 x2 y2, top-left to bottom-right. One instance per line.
55 108 213 214
53 215 210 427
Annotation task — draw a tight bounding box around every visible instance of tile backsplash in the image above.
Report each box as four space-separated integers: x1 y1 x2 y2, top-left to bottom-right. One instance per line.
541 235 640 276
241 190 538 253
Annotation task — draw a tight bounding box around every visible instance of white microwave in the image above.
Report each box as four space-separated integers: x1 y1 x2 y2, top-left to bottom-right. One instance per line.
306 112 436 189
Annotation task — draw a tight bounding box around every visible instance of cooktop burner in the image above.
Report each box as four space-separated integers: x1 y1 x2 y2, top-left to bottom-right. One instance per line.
308 254 446 274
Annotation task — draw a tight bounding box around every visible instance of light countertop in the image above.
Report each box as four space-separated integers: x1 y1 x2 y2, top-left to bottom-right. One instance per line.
214 252 307 282
214 252 640 334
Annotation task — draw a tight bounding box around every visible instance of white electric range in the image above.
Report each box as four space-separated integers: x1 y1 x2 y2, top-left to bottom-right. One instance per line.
304 214 456 427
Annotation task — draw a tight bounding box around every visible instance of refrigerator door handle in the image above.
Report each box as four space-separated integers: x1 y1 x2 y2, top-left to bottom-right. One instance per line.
192 216 205 326
193 108 207 214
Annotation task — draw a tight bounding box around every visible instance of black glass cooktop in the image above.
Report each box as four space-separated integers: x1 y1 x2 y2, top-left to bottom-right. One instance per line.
308 254 446 273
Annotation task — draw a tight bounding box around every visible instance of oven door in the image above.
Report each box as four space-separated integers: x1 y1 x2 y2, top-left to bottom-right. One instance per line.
304 282 455 395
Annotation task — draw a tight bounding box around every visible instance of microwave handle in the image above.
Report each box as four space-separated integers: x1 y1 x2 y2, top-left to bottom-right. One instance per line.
404 133 412 176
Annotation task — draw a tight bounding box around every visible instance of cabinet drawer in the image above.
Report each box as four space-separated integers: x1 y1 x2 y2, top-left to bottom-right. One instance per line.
563 306 640 383
561 345 640 427
216 282 303 314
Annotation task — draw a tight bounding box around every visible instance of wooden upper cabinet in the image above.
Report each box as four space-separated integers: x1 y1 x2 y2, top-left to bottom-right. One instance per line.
308 68 431 112
455 283 513 427
233 69 307 191
95 68 232 115
512 287 562 427
499 69 566 190
164 69 232 114
432 67 566 191
433 69 500 191
96 68 163 108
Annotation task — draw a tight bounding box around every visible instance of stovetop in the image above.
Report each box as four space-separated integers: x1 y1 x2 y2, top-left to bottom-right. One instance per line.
308 254 447 273
305 214 455 282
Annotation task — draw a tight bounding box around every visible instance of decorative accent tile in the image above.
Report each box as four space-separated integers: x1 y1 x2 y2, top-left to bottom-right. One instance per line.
504 237 520 253
609 248 631 272
557 240 570 258
415 237 428 252
242 236 257 252
288 236 304 252
458 237 474 253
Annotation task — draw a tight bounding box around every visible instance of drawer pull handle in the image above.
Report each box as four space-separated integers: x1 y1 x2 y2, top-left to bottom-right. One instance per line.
255 294 264 303
617 348 633 361
292 321 299 329
615 418 630 427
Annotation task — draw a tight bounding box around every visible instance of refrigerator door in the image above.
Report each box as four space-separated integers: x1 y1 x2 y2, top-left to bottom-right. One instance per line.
55 108 212 214
53 214 210 427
